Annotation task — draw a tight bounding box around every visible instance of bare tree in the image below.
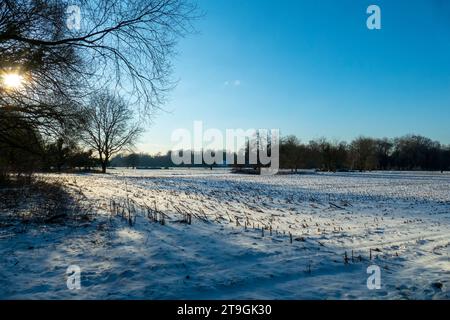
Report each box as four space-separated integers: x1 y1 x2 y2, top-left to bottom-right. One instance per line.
0 0 198 107
81 93 142 173
0 0 198 153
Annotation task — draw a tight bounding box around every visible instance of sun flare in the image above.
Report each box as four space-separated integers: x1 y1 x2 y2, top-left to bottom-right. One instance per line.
2 73 24 89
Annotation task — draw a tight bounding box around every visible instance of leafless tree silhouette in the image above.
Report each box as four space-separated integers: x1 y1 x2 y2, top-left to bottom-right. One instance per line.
0 0 198 137
81 92 142 173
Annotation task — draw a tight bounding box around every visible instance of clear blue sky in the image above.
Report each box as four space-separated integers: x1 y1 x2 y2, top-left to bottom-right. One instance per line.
137 0 450 154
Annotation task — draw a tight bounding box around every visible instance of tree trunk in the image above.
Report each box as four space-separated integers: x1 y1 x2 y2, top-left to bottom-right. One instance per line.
101 161 107 173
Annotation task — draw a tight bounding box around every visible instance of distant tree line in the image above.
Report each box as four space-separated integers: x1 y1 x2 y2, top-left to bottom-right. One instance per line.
279 135 450 172
111 153 173 168
4 132 447 181
109 134 450 172
110 150 237 169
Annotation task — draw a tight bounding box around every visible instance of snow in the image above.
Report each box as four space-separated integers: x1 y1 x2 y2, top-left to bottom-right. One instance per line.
1 169 449 299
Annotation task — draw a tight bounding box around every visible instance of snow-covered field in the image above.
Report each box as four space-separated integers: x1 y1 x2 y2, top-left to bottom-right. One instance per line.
1 169 449 299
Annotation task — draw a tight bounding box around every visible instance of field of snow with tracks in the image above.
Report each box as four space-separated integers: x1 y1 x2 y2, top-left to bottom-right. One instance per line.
1 169 449 299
